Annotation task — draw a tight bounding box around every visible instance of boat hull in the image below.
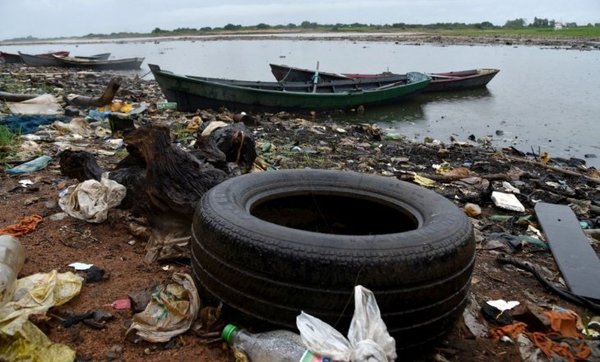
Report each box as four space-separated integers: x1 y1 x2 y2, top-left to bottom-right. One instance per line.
53 56 144 70
270 64 499 93
150 64 430 112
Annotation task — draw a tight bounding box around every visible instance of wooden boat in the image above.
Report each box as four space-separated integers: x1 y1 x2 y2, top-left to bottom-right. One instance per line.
20 52 112 67
270 64 500 93
0 51 24 63
51 55 144 70
149 64 430 112
75 52 111 61
1 50 69 64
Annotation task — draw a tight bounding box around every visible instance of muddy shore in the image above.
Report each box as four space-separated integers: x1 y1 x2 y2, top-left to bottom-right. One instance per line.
1 61 600 361
2 31 599 50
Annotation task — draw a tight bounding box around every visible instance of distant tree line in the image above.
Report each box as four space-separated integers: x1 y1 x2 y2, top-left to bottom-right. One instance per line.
504 17 582 28
5 19 599 42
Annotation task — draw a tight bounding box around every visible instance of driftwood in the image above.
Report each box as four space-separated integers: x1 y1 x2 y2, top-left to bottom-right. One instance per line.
64 77 121 107
58 124 256 262
0 91 37 102
505 155 600 185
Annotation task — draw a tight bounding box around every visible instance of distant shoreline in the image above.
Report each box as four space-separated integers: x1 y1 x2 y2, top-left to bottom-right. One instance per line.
1 31 599 49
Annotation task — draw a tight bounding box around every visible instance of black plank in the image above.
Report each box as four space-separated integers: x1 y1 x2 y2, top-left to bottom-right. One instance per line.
535 202 600 300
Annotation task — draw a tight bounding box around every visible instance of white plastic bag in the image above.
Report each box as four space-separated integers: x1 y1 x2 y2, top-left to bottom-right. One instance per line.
296 285 397 362
58 172 126 223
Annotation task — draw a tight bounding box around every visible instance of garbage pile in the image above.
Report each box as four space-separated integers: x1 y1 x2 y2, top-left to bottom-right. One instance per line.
1 63 599 361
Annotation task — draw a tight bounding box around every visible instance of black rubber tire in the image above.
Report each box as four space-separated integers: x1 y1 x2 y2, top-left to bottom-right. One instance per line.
192 169 475 351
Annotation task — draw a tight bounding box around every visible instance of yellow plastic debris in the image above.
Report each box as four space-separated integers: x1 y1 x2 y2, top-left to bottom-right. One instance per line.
0 270 83 362
413 174 436 187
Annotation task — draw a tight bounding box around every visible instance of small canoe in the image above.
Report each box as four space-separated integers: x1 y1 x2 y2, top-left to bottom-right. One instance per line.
270 64 500 93
52 55 144 70
149 64 431 112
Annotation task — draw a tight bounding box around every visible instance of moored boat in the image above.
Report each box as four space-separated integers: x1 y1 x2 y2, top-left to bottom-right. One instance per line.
149 64 430 112
1 50 69 64
20 52 112 67
270 64 499 93
74 52 111 61
51 55 144 70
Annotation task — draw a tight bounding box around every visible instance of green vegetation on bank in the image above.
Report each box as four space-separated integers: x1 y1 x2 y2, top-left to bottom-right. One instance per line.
0 125 20 162
3 18 600 42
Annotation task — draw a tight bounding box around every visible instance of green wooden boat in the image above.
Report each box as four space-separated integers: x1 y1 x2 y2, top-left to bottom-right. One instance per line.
149 64 430 112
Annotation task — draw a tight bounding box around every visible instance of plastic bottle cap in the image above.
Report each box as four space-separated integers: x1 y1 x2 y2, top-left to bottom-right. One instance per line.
221 324 238 342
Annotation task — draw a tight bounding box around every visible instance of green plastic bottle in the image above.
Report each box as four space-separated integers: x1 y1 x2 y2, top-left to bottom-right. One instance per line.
222 324 327 362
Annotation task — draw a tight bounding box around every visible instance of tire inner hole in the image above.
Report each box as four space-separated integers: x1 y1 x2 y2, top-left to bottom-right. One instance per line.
250 193 418 235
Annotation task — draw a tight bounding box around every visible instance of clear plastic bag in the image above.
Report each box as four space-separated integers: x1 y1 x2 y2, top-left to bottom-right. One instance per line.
296 285 397 362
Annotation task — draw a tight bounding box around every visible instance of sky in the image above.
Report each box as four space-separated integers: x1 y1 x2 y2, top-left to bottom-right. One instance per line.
0 0 599 40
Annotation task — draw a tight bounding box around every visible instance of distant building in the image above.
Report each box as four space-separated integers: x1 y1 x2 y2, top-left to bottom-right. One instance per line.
554 22 564 30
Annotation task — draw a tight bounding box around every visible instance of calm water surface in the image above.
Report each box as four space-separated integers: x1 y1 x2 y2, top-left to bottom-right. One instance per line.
4 38 599 167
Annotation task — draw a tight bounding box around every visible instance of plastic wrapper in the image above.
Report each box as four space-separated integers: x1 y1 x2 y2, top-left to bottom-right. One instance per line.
0 270 82 362
297 285 397 362
126 273 200 342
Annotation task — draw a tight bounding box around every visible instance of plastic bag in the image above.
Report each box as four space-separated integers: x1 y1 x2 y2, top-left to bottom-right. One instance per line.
58 172 126 223
296 285 397 362
126 273 200 342
0 270 81 362
6 94 61 115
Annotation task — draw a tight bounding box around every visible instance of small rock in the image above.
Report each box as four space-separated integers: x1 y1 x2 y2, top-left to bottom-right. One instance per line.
45 200 57 209
64 106 80 117
464 203 482 217
49 212 68 221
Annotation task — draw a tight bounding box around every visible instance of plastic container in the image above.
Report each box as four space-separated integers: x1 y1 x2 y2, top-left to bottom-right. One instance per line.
222 324 329 362
0 235 25 307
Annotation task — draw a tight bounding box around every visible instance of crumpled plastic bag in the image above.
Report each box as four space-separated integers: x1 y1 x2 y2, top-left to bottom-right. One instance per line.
7 94 61 115
126 273 200 342
58 172 126 223
0 270 82 362
296 285 397 362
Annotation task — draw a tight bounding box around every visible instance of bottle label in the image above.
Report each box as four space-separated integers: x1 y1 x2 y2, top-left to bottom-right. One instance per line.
300 350 335 362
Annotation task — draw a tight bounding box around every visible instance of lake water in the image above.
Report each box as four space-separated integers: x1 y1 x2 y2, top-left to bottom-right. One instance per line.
3 37 600 167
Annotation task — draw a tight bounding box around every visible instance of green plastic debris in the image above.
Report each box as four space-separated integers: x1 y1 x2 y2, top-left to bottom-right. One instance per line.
156 102 177 110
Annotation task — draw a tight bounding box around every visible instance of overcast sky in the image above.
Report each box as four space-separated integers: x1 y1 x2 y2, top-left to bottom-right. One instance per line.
1 0 599 40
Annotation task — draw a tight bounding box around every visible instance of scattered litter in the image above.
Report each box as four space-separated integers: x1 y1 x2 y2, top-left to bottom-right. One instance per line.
156 101 177 110
482 300 520 325
126 273 199 342
413 174 436 187
296 285 396 362
491 191 526 212
0 270 82 362
535 202 600 300
5 155 52 174
68 262 94 271
18 179 33 188
464 203 482 217
105 298 132 311
488 299 520 312
502 181 521 194
7 94 61 115
0 214 43 237
58 172 126 223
